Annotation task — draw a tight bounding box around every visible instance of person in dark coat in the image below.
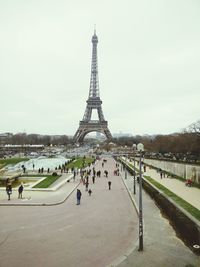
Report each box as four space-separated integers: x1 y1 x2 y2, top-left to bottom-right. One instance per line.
92 175 95 184
76 189 82 205
85 181 89 191
88 189 92 196
6 186 12 200
18 183 24 199
6 178 12 200
108 181 112 190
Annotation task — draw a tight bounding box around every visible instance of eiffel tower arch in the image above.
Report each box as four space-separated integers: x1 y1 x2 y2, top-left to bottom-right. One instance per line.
73 31 112 143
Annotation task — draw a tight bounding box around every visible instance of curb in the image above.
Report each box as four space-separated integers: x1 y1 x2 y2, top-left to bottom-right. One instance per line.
107 170 140 267
120 173 139 215
0 181 81 207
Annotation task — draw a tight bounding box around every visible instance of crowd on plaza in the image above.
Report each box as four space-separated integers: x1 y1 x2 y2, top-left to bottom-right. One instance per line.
3 157 120 203
76 159 120 205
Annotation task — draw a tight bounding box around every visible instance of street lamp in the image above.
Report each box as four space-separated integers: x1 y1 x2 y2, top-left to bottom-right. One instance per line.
137 142 144 251
124 146 127 179
132 143 137 194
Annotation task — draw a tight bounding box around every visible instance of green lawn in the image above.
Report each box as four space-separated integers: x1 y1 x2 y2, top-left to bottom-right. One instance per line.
0 158 29 169
66 157 94 169
120 158 140 173
33 157 94 188
33 175 61 188
144 176 200 221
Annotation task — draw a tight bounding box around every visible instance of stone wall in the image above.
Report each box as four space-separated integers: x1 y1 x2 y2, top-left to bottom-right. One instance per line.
140 158 200 184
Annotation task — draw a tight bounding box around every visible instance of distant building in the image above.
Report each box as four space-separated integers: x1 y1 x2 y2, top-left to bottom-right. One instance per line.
0 133 13 145
113 132 133 138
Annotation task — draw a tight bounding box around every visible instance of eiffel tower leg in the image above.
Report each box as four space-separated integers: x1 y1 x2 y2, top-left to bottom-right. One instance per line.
103 128 112 140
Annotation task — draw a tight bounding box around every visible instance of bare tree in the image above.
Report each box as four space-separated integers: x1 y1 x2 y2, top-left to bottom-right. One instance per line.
184 120 200 136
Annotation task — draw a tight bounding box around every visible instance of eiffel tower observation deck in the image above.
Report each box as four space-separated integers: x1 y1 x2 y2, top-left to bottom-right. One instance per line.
73 31 112 143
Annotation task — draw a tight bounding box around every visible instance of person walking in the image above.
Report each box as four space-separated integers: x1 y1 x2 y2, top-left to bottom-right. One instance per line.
104 170 108 178
18 183 24 199
92 175 95 184
88 189 92 196
108 181 112 190
73 170 76 182
85 181 89 191
76 189 82 205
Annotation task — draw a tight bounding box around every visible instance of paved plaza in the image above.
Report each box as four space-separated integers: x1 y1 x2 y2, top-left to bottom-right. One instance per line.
0 157 199 267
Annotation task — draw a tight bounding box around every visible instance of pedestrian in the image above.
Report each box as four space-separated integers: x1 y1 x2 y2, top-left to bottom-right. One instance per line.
76 189 82 205
18 183 24 199
85 181 89 191
88 189 92 196
108 181 112 190
102 162 104 168
73 170 76 182
104 170 108 178
143 165 146 172
92 175 95 184
160 171 163 179
6 179 12 201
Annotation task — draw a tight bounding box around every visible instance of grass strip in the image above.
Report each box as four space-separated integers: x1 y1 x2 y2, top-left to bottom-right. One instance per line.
33 157 94 188
33 175 61 188
66 157 94 169
144 176 200 221
144 162 200 189
120 158 140 173
0 158 29 168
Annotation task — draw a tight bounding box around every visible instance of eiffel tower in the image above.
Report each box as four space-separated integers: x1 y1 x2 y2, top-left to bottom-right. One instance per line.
73 31 112 143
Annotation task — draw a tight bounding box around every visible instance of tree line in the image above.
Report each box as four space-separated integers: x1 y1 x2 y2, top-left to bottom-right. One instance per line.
112 120 200 160
3 133 71 146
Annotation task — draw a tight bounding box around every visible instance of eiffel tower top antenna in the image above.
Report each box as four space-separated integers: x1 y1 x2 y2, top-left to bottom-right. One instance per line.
89 26 99 99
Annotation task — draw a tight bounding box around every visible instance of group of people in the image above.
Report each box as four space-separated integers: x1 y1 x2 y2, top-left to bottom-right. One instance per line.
76 159 112 205
5 178 24 201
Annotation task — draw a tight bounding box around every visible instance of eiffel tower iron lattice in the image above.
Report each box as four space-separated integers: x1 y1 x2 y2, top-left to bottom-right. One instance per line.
73 31 112 143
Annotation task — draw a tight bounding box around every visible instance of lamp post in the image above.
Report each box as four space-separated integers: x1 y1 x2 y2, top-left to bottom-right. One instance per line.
124 146 127 179
132 144 137 194
137 142 144 251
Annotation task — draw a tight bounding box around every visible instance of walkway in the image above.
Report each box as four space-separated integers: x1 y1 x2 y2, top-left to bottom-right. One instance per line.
0 157 139 267
145 165 200 209
127 158 200 210
117 165 199 267
0 157 199 267
0 173 77 205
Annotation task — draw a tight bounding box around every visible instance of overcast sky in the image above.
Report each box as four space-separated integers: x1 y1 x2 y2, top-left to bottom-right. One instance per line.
0 0 200 136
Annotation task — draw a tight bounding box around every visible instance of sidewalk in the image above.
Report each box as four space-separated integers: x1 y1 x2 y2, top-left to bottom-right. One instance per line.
144 165 200 210
125 158 200 210
117 166 199 267
0 157 199 266
0 157 139 267
0 173 79 206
